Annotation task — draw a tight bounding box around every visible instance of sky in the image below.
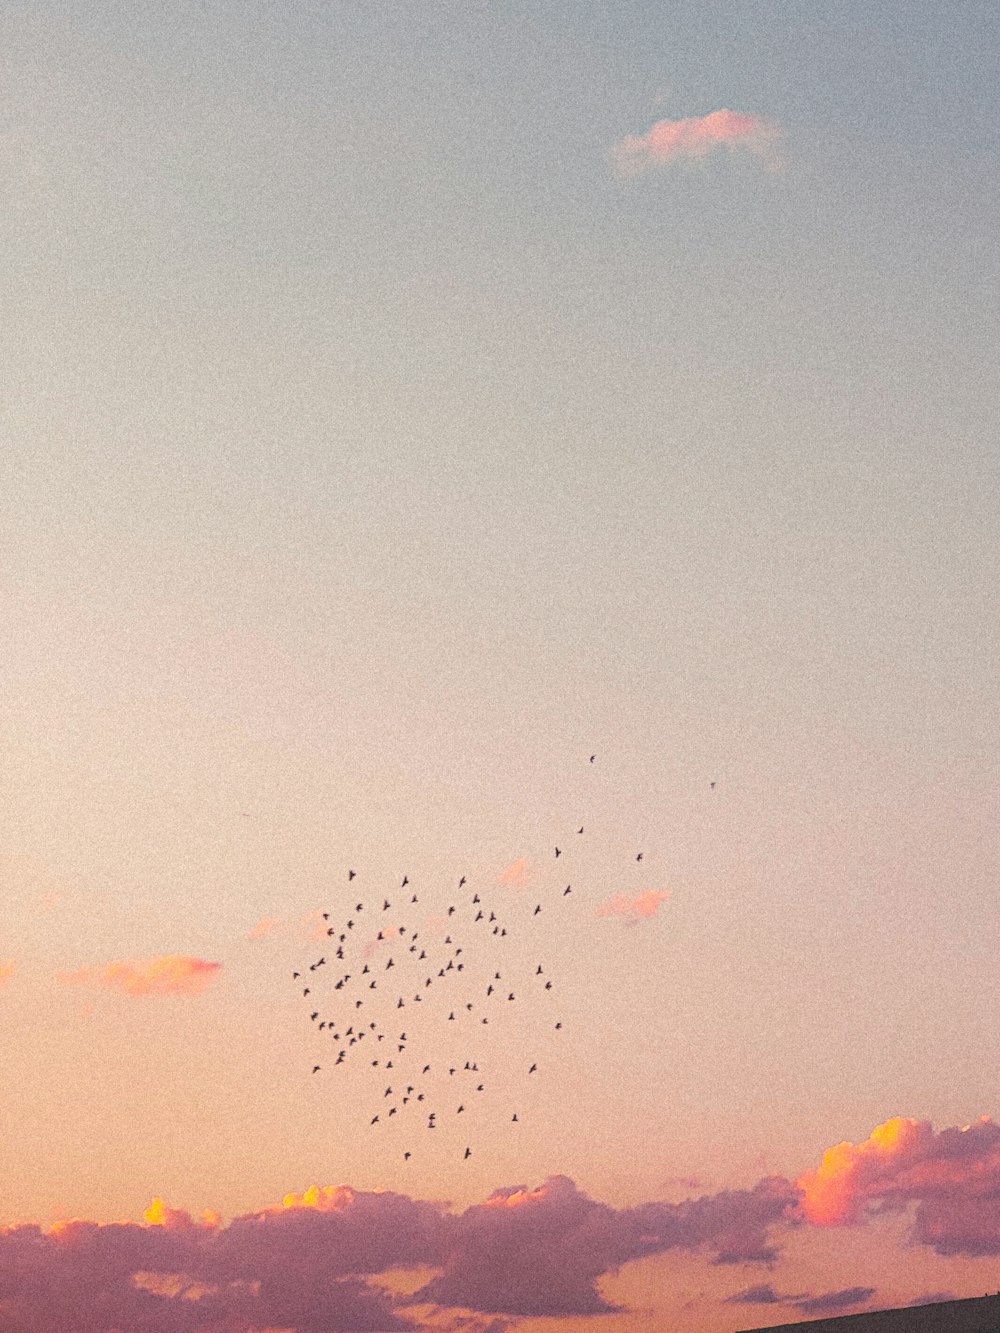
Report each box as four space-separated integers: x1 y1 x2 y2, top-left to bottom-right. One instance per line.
2 0 999 1329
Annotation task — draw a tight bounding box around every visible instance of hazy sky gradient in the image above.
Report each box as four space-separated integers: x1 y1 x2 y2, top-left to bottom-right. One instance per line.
2 1 998 1328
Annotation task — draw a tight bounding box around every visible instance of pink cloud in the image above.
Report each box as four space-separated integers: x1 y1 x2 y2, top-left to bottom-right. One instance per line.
59 955 222 997
595 889 669 921
248 916 282 940
612 108 779 175
0 960 15 987
499 857 530 887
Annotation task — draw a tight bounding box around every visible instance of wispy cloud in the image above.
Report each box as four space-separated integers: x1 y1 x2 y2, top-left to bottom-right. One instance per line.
595 889 669 921
59 955 222 997
248 916 282 940
0 960 15 987
500 857 531 887
612 108 779 176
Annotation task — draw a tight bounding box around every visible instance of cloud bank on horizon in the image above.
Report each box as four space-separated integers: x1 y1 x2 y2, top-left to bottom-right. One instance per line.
612 108 780 175
7 1116 1000 1331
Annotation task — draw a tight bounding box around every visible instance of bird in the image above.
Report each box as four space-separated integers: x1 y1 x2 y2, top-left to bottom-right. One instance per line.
448 906 455 916
545 981 552 990
292 972 300 979
512 1114 519 1122
577 827 584 834
528 1063 537 1074
312 1065 320 1073
459 876 466 887
536 966 543 975
589 754 595 763
355 903 363 912
348 870 356 880
457 1105 465 1114
383 899 391 910
402 876 409 887
403 1152 411 1161
371 1115 379 1125
563 885 572 895
710 781 716 789
636 852 643 862
464 1147 472 1159
555 1022 563 1030
555 848 561 858
534 905 541 915
472 894 480 904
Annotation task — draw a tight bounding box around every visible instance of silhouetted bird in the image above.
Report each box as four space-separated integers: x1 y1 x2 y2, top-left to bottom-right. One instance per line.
448 906 455 916
293 972 300 979
311 1011 318 1020
356 903 363 912
411 895 417 903
312 1065 320 1073
459 876 466 887
528 1063 537 1073
371 1115 379 1124
457 1105 465 1113
536 966 543 975
636 853 643 861
303 988 310 996
563 886 572 895
555 848 561 858
383 899 391 910
402 876 408 887
464 1147 471 1159
545 981 552 990
555 1022 563 1030
349 870 356 880
404 1151 411 1160
710 780 716 788
512 1114 519 1122
534 905 541 915
578 827 584 834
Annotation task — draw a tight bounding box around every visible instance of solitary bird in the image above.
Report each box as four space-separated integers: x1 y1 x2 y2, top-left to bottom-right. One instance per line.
383 899 391 910
348 870 356 880
528 1063 537 1074
404 1151 411 1161
563 886 572 895
555 848 561 858
464 1147 472 1159
459 876 466 887
402 876 409 887
534 905 541 915
312 1065 320 1073
636 853 643 862
512 1114 519 1122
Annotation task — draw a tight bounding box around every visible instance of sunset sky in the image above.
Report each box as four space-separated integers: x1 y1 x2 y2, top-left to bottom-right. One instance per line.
3 1 999 1330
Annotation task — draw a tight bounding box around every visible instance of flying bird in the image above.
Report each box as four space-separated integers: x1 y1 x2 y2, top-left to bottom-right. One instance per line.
348 870 356 880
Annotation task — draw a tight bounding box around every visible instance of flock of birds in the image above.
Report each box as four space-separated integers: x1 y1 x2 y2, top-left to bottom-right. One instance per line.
293 756 705 1162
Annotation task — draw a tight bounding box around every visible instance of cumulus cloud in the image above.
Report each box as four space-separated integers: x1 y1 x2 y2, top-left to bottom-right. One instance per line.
595 889 669 922
417 1174 798 1315
58 955 222 997
798 1115 1000 1255
0 1174 798 1330
0 960 15 987
612 108 779 175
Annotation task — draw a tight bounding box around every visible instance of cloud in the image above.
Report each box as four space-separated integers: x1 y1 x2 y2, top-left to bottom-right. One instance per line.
58 955 222 997
0 1175 798 1330
723 1282 875 1316
500 857 530 887
595 890 669 922
0 960 15 987
798 1115 1000 1255
723 1283 784 1305
612 108 779 175
794 1286 877 1315
417 1174 798 1315
248 916 282 940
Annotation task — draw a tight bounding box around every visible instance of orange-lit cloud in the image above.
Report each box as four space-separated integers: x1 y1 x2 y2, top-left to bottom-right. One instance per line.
612 108 779 175
248 916 282 940
499 857 530 887
798 1115 1000 1253
595 889 669 921
0 960 15 987
143 1198 221 1232
59 955 222 997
